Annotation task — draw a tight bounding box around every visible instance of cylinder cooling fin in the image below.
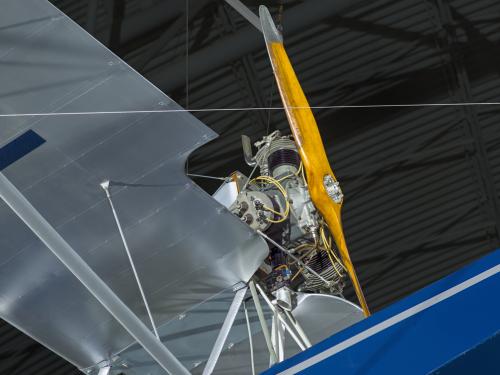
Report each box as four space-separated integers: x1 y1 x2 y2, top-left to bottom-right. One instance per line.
268 148 301 178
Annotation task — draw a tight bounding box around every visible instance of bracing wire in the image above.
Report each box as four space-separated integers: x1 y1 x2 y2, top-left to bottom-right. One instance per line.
185 0 190 109
2 102 500 118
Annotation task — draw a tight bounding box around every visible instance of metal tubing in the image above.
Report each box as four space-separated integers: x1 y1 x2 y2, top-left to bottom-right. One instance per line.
277 319 285 362
101 181 160 340
254 283 307 351
202 286 248 375
97 366 111 375
249 281 278 364
269 314 278 367
270 315 277 367
86 0 98 34
257 231 331 286
0 172 190 375
243 302 256 375
284 310 312 348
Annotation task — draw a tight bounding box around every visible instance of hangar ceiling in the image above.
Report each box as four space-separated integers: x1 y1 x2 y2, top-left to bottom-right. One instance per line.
1 0 500 373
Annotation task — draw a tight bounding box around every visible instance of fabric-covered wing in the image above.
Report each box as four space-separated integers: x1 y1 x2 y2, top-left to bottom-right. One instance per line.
0 0 267 371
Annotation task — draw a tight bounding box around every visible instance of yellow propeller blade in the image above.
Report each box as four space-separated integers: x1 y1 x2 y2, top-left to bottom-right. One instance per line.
259 6 370 316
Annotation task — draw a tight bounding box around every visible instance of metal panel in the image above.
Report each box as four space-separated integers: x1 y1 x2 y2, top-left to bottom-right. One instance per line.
189 293 363 375
116 287 263 374
0 0 267 370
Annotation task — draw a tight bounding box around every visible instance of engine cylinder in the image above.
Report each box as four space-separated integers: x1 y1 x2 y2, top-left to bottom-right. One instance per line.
268 148 301 178
265 137 300 178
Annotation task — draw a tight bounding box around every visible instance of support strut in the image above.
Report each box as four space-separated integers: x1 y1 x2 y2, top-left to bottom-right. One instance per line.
0 172 189 375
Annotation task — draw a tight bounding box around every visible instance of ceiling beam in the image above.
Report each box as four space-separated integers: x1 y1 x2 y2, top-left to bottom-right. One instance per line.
146 0 362 93
224 0 262 32
96 0 186 46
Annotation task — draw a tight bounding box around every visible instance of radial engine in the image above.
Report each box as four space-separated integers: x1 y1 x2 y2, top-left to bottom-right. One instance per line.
216 131 347 311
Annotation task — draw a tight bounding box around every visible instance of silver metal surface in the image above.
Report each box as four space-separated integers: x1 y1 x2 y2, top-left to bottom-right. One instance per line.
202 286 248 375
241 135 256 167
284 310 311 349
276 319 285 362
0 0 268 371
274 287 293 311
97 366 111 375
254 283 307 351
249 281 278 364
270 315 277 367
0 172 190 375
243 302 256 375
191 292 363 374
259 6 283 44
323 175 344 204
293 293 364 344
116 287 270 374
270 311 286 363
101 181 159 340
212 180 239 209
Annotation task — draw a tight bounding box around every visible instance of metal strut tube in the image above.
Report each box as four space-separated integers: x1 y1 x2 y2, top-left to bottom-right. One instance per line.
249 281 278 364
101 181 160 340
202 286 248 375
254 283 309 350
283 309 312 348
243 302 256 375
0 172 190 375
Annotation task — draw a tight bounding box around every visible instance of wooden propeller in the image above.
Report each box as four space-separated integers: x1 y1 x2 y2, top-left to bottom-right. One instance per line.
259 6 370 316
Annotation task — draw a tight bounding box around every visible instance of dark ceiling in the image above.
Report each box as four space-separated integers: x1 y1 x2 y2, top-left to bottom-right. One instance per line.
1 0 500 373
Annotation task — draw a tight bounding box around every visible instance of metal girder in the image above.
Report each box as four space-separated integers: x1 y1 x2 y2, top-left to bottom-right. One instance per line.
109 0 126 49
135 0 212 71
218 3 269 132
85 0 99 34
0 172 190 375
146 0 363 92
97 0 186 45
432 0 500 245
327 16 436 47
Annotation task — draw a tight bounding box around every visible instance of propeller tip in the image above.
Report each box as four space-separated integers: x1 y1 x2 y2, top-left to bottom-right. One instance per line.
259 5 283 43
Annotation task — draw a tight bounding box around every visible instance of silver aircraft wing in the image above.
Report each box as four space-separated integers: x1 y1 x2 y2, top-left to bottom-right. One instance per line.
0 0 267 372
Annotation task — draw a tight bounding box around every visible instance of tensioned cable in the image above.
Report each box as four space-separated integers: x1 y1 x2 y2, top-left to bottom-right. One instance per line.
1 102 500 117
185 0 190 109
187 173 228 181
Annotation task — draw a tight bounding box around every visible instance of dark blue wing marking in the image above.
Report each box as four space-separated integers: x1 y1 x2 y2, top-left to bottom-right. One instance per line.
0 130 45 171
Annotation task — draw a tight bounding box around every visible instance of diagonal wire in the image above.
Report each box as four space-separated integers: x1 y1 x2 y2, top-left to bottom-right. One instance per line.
2 102 500 118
